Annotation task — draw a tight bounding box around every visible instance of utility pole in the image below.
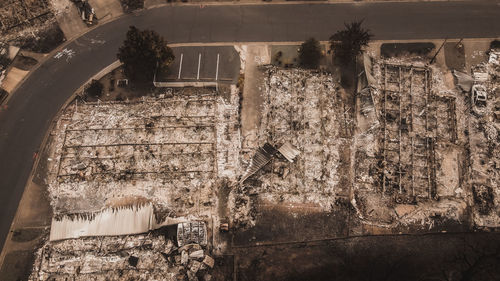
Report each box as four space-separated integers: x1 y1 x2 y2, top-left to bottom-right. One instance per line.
430 39 447 64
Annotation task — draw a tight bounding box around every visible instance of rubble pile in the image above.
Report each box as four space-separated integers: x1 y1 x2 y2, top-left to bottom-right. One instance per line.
352 57 469 228
29 233 215 281
468 49 500 227
0 43 9 89
0 0 56 44
235 68 346 214
45 87 240 221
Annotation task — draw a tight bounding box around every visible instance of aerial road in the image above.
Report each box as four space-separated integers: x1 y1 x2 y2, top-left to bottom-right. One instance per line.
0 0 499 248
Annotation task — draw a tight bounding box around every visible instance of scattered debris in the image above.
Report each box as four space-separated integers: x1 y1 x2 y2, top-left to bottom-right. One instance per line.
240 143 276 184
29 233 215 280
177 221 208 247
468 49 500 227
203 255 215 268
232 67 346 226
44 88 240 219
277 141 301 162
453 70 473 92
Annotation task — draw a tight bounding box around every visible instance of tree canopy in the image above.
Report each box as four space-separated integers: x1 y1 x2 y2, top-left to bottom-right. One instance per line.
299 38 322 69
330 20 372 65
117 26 174 83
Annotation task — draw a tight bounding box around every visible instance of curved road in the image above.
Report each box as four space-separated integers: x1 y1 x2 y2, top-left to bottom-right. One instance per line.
1 1 499 248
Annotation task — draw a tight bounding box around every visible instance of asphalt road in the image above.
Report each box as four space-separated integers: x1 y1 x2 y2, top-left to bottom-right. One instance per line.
0 1 499 249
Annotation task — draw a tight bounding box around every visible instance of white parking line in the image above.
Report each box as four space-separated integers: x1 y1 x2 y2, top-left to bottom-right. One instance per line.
197 53 201 80
216 53 220 81
178 53 183 79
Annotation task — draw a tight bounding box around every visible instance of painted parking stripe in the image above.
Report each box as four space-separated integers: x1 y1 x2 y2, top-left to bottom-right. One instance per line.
178 53 183 79
216 53 220 81
197 53 201 80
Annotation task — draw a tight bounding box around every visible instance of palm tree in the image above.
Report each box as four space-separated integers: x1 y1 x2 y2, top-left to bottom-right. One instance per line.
330 20 372 66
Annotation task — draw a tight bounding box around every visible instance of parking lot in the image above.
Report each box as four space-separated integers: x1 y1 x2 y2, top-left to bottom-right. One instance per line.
156 46 240 84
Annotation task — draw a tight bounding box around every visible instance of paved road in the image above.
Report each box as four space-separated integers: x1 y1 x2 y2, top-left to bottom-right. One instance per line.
1 1 499 249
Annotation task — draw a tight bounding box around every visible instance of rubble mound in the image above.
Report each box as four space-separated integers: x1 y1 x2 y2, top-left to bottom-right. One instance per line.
29 233 215 281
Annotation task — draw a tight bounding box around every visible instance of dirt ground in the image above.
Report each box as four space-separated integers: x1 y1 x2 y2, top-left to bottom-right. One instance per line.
444 41 466 71
232 202 351 247
241 45 269 150
233 232 500 281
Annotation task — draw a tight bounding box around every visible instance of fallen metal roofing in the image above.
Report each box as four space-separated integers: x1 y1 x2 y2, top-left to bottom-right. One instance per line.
239 143 276 184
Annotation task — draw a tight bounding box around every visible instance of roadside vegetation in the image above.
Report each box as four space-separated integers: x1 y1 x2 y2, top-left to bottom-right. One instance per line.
330 20 372 88
330 20 372 66
299 38 322 69
120 0 144 13
117 26 175 84
84 80 104 99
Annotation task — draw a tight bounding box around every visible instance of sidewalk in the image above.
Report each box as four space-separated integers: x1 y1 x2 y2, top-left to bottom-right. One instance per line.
145 0 471 8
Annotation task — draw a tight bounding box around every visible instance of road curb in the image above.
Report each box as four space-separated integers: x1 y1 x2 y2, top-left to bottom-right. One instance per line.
145 0 472 9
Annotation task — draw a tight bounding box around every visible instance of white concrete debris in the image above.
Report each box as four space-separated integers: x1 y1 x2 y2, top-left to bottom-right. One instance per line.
29 233 215 281
45 88 240 221
468 49 500 228
278 141 301 163
255 68 344 209
352 53 499 229
230 67 346 229
32 87 241 279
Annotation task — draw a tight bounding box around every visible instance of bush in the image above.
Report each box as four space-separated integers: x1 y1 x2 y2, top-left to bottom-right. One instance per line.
299 38 322 69
85 80 104 98
491 40 500 50
0 54 10 69
120 0 144 12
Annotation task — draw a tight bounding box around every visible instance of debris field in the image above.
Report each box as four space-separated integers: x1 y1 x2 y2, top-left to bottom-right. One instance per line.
468 50 500 227
234 67 348 222
29 231 216 281
26 47 500 280
44 86 240 223
237 53 499 232
0 0 56 44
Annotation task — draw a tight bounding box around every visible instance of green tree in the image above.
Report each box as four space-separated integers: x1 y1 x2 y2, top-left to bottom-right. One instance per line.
330 20 372 65
299 38 322 69
117 26 174 83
